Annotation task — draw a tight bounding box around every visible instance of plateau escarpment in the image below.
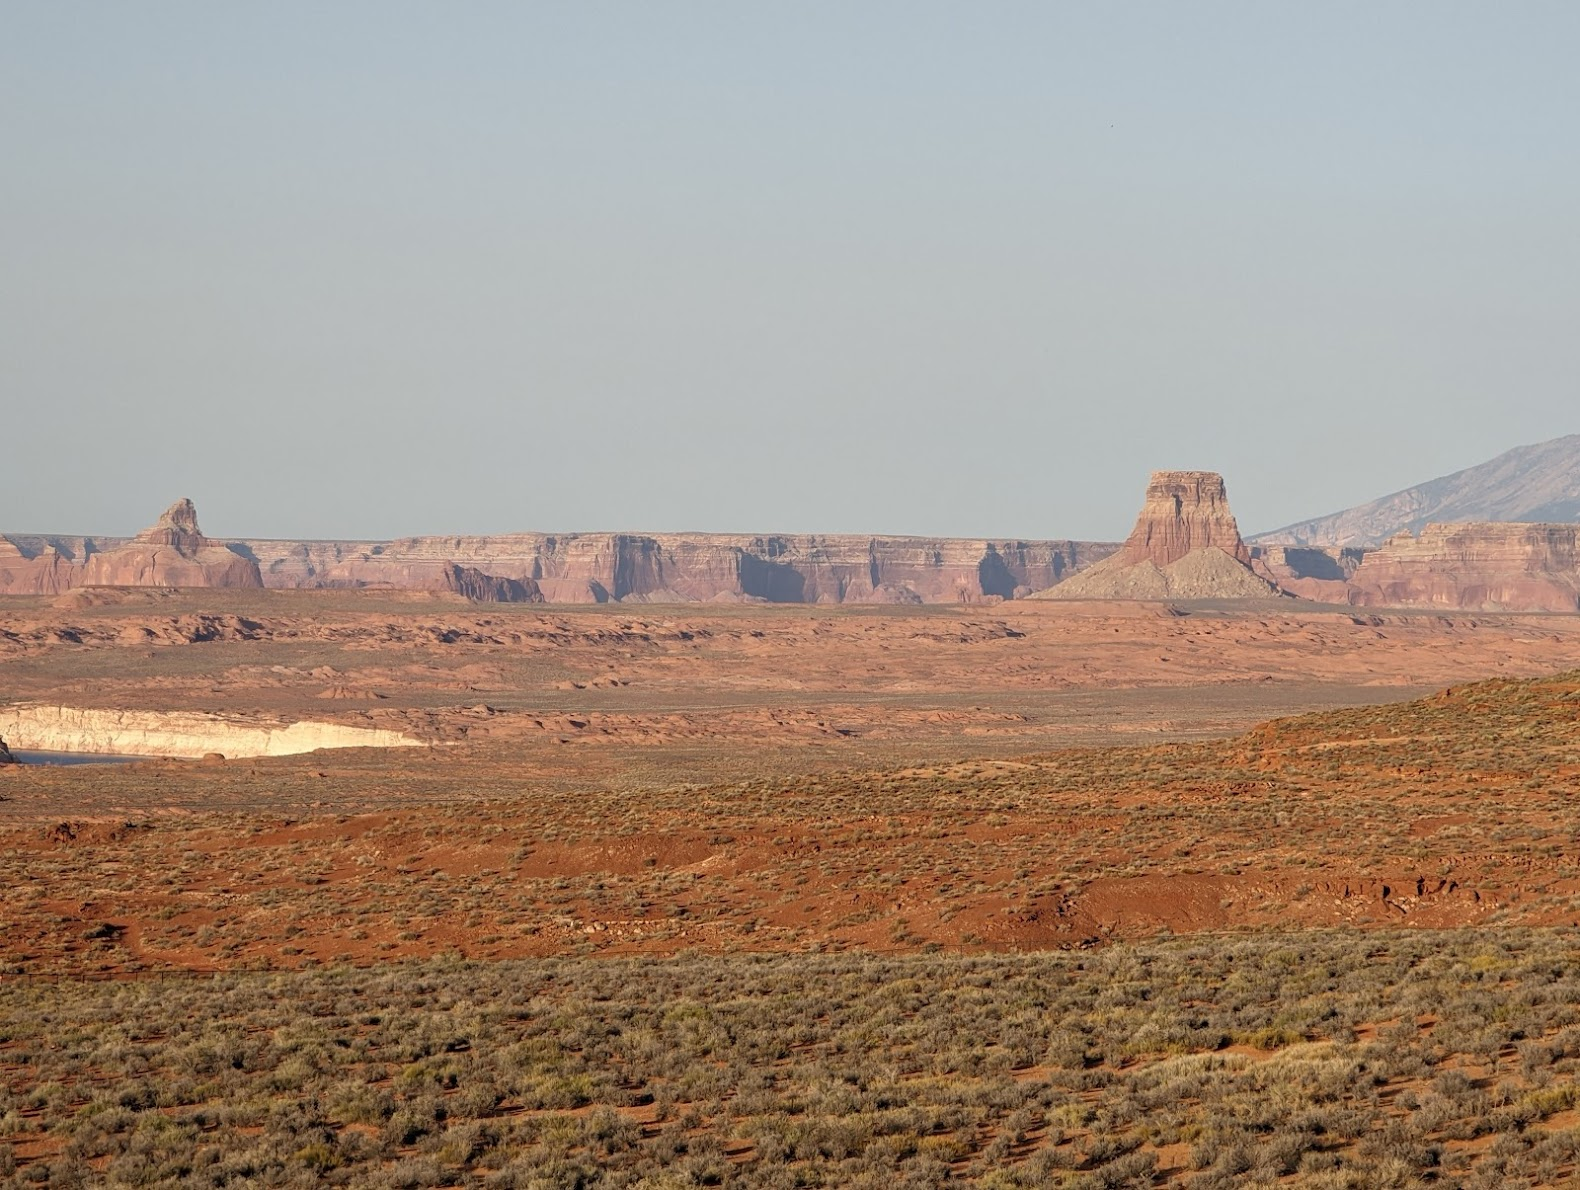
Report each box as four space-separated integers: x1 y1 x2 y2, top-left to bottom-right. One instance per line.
1250 544 1366 603
1 501 1117 603
12 483 1580 611
1344 522 1580 612
1039 471 1281 600
199 532 1118 604
1251 523 1580 611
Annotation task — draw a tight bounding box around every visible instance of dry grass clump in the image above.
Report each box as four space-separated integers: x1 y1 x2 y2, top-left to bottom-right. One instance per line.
6 929 1580 1186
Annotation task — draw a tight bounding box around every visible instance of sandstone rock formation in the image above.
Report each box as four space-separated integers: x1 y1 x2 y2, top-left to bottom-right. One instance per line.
1038 471 1281 600
1255 432 1580 547
1251 545 1365 603
0 736 14 765
0 705 424 759
1115 471 1254 568
235 533 1116 604
2 500 262 593
4 510 1119 604
1344 523 1580 612
441 565 544 603
80 500 263 589
13 484 1580 612
0 535 89 595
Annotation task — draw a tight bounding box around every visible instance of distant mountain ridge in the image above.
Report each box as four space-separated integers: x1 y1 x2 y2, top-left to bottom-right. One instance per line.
1254 433 1580 548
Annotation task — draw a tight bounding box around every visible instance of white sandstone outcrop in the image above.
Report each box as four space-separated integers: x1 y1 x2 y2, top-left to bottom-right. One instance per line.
0 705 424 759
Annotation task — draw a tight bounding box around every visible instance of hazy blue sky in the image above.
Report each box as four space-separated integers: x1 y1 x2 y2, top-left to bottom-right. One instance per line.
4 2 1577 541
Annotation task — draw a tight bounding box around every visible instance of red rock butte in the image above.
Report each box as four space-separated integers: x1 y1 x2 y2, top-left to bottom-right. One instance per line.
1120 471 1252 568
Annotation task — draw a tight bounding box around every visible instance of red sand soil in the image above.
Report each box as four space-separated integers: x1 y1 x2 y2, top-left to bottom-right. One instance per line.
4 591 1580 977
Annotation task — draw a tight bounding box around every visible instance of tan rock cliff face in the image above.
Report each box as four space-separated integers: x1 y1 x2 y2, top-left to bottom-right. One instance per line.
441 565 544 603
0 537 81 595
2 509 1118 604
1251 545 1365 604
236 533 1115 604
0 705 424 759
1119 471 1253 568
1345 523 1580 611
81 500 263 589
1 501 262 593
1040 471 1277 600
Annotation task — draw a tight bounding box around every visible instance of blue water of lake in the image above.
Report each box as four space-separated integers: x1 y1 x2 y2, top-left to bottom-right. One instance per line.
10 751 146 766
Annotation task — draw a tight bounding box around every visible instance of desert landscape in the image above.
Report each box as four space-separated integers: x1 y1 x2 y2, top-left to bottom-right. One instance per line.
9 8 1580 1184
8 459 1580 1186
12 443 1580 615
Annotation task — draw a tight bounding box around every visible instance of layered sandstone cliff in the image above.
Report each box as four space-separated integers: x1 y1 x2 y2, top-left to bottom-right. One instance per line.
235 533 1115 604
1116 471 1254 568
1 500 261 594
82 499 262 589
0 536 82 595
1 505 1117 604
1039 471 1280 600
1251 545 1365 603
1344 523 1580 612
440 565 544 603
11 491 1580 612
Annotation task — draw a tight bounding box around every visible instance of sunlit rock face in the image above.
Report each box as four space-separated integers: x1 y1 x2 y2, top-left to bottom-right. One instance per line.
1345 522 1580 612
0 705 424 759
1117 471 1253 569
1 500 262 593
1040 471 1278 600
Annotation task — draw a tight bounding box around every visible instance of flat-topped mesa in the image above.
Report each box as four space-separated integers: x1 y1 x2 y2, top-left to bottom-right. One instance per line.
1345 522 1580 612
1121 471 1252 568
239 533 1119 604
